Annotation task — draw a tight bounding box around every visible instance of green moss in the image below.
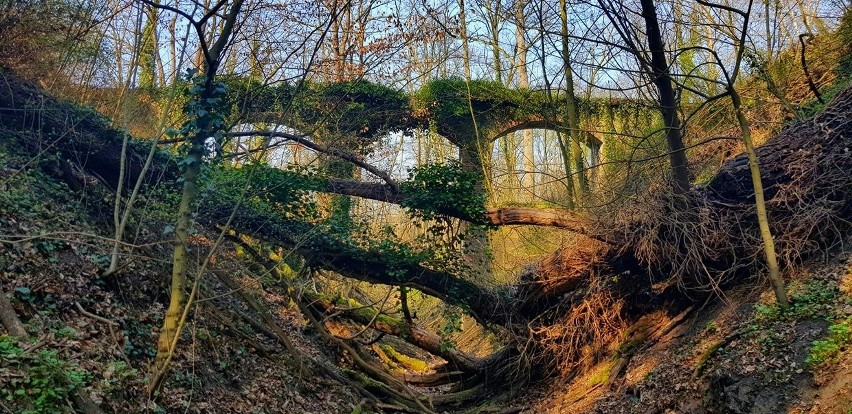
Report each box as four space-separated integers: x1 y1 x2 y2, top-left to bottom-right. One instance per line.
617 332 648 357
411 78 542 144
226 77 417 142
381 345 429 372
587 359 616 386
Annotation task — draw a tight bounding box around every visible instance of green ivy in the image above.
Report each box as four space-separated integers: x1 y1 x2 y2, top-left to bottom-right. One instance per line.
753 279 840 323
399 161 487 223
165 69 229 163
0 336 90 414
226 77 417 144
438 306 464 352
201 162 322 221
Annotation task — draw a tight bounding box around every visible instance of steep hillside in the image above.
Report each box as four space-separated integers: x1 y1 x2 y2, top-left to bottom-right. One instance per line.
525 255 852 413
1 67 851 413
0 103 361 412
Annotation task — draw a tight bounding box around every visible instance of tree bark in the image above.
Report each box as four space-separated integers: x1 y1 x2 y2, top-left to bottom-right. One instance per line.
302 290 491 373
639 0 691 195
730 88 788 308
559 0 589 203
0 291 27 338
516 0 536 200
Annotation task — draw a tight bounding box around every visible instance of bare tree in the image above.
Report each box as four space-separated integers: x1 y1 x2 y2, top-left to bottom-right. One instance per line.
599 0 691 195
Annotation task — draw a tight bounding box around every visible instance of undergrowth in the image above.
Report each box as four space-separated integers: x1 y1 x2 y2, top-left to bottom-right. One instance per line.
806 317 852 366
753 279 840 323
0 336 90 414
748 273 852 368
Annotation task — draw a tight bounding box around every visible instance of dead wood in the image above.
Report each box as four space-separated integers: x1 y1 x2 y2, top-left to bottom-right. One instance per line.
211 270 306 370
4 68 852 399
302 289 492 374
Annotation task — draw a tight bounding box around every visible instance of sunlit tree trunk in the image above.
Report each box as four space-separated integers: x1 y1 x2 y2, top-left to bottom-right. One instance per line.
168 1 178 84
721 0 789 308
152 0 246 391
457 0 491 279
485 0 503 84
730 88 788 308
139 4 158 88
458 0 471 80
515 0 536 201
559 0 589 205
639 0 690 195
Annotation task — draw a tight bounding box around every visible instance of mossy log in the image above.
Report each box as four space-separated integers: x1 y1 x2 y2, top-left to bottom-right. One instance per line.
5 70 852 394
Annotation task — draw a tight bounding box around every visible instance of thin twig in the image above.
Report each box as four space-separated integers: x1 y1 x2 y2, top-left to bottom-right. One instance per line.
74 302 119 326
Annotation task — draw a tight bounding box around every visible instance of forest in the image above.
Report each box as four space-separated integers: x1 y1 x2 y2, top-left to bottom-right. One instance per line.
0 0 851 412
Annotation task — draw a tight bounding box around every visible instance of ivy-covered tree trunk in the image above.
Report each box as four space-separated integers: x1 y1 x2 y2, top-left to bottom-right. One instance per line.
560 0 590 204
151 0 245 393
320 137 358 225
154 74 225 373
154 130 204 370
459 142 492 280
139 4 159 89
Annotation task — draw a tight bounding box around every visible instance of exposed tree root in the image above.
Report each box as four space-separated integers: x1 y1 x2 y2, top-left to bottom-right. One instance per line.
4 70 852 411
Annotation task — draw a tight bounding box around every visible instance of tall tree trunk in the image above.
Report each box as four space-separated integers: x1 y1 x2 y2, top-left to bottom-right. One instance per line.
560 0 589 204
459 142 492 280
489 1 503 84
458 0 471 80
724 0 788 308
154 136 202 369
153 0 246 385
456 0 491 279
516 0 536 201
639 0 690 195
139 5 158 88
730 88 788 308
168 2 178 85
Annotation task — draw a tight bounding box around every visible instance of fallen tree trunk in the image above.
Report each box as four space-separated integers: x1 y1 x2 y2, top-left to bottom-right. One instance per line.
6 69 852 321
301 290 495 374
0 72 515 326
0 70 176 190
5 69 852 393
325 179 603 236
519 86 852 309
